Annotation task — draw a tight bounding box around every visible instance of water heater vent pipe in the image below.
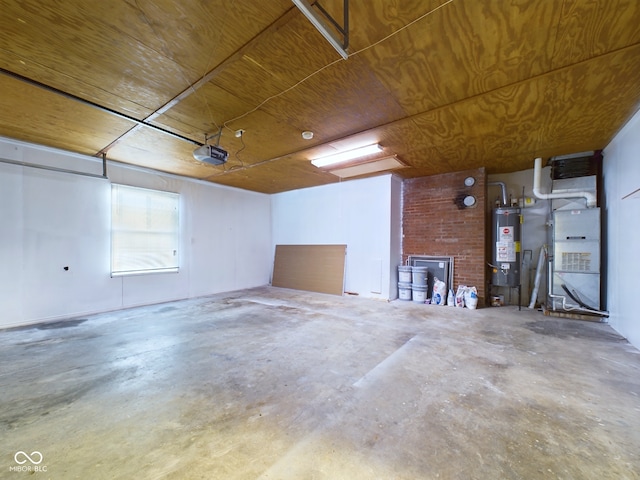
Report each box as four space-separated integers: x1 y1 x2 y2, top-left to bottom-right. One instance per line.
488 181 507 206
532 157 597 207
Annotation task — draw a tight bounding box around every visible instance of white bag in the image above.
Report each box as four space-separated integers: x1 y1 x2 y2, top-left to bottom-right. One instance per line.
464 286 478 309
447 289 455 306
432 278 447 305
455 285 466 307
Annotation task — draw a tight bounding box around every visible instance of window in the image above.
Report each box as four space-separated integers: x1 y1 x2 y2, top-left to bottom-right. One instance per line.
111 184 179 276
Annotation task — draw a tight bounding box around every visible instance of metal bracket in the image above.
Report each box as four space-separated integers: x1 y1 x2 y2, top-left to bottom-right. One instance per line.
292 0 349 59
205 127 224 146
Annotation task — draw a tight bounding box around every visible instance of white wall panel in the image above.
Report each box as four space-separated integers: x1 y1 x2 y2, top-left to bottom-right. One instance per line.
603 109 640 350
0 137 271 328
0 163 25 322
389 175 403 298
271 174 396 299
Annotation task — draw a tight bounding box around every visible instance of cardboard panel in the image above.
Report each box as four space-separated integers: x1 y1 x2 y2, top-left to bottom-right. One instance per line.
272 245 346 296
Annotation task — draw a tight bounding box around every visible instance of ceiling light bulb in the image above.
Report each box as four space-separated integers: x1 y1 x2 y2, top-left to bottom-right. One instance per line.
302 131 314 140
311 144 383 168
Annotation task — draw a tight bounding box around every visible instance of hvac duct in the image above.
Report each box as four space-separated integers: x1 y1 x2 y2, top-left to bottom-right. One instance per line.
532 157 597 208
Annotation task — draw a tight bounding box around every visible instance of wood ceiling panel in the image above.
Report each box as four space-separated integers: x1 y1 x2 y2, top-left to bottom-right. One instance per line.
116 0 292 75
551 0 640 67
330 0 447 51
0 51 155 120
150 82 256 141
105 129 213 179
1 0 639 193
355 0 561 115
207 14 345 108
0 1 196 113
204 154 337 194
409 45 640 175
154 107 325 172
259 55 406 139
153 11 354 143
0 75 136 155
411 81 546 172
535 45 640 157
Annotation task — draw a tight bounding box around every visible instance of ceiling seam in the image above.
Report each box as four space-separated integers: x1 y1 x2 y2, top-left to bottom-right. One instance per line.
94 7 301 157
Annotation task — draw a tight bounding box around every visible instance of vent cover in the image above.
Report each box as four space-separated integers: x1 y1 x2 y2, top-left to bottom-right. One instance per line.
551 151 601 180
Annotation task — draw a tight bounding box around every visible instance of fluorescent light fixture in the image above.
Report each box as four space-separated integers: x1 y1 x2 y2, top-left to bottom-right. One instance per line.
311 144 383 168
329 155 405 178
292 0 349 59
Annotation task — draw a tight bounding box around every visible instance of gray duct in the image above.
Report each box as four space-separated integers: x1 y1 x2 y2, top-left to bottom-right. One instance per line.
532 157 597 207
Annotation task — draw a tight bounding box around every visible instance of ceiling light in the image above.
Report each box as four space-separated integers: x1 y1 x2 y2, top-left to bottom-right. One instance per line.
292 0 349 59
329 155 406 178
311 144 383 168
302 131 314 140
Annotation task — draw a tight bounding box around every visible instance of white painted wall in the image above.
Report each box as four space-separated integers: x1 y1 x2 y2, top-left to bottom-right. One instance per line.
0 137 272 329
271 174 400 300
389 175 403 299
603 109 640 350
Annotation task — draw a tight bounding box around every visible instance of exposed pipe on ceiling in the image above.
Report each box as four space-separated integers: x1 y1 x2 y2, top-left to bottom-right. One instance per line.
532 157 597 207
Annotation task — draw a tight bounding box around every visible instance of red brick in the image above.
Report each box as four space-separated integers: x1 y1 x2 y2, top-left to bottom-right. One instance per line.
402 168 486 300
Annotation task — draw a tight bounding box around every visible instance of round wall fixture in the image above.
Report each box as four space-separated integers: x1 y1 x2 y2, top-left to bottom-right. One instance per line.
302 131 314 140
463 195 477 207
464 176 476 187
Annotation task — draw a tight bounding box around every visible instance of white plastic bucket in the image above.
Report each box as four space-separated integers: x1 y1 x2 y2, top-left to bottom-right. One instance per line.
398 265 412 283
411 284 428 303
398 282 412 301
411 266 428 285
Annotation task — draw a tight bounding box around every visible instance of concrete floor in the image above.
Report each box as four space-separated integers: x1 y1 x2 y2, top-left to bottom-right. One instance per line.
1 287 639 479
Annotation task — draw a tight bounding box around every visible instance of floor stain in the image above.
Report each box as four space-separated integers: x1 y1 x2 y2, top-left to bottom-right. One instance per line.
37 319 88 330
525 320 627 342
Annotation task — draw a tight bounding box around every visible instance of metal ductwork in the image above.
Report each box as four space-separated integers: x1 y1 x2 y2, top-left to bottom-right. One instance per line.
532 157 597 208
488 181 507 207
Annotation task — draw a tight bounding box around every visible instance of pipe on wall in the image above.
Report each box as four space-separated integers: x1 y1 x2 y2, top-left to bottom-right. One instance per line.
487 181 507 206
0 156 108 180
528 245 546 309
532 157 597 207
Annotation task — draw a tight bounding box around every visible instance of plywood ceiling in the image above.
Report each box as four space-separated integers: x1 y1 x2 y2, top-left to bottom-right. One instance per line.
1 0 639 193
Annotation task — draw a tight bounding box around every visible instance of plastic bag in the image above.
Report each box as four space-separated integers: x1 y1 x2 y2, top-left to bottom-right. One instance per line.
447 289 455 306
464 286 478 309
432 278 447 305
455 285 466 307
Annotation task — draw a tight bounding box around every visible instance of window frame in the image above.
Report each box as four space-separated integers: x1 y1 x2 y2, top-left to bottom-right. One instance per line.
110 183 180 277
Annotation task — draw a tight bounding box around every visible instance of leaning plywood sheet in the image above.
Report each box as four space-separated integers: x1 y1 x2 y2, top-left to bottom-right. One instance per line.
272 245 347 296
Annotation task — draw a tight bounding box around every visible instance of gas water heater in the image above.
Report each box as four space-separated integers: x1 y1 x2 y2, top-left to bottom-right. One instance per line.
491 207 522 287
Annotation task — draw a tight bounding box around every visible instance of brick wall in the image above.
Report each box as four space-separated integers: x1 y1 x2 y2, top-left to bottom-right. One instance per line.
402 168 486 302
